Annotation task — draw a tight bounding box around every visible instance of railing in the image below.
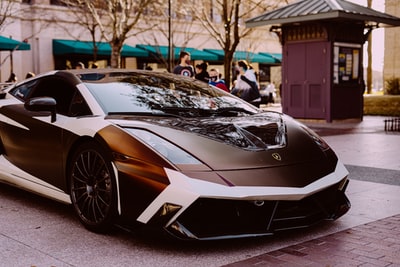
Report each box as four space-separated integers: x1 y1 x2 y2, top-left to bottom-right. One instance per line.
384 118 400 132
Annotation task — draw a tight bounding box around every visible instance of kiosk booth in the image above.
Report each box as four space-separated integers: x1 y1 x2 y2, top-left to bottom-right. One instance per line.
246 0 400 122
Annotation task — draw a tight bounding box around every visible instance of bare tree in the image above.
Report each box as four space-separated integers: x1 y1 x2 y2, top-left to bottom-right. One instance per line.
192 0 286 88
138 0 199 71
0 0 15 76
0 0 15 32
0 1 50 72
56 0 108 63
58 0 157 68
366 0 372 94
75 0 157 68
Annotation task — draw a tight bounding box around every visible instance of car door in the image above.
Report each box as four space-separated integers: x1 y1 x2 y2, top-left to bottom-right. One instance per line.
0 76 82 190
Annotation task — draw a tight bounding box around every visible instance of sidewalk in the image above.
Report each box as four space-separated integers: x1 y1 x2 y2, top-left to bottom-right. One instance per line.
0 109 399 266
224 111 400 267
224 215 400 267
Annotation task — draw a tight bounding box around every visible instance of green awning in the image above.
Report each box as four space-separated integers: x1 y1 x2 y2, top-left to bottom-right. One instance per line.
204 49 280 64
136 45 220 61
120 44 149 57
0 36 30 51
53 39 149 57
259 52 282 63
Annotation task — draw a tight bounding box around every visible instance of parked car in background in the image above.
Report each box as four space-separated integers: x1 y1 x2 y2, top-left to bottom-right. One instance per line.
0 69 350 240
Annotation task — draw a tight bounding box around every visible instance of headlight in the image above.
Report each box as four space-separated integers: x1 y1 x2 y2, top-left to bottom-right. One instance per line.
126 128 202 165
301 126 330 151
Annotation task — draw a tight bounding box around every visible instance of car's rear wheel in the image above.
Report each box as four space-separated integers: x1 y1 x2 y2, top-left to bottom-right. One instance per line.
69 142 117 232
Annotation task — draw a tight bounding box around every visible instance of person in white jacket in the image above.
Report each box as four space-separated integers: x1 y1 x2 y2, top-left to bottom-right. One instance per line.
231 60 260 106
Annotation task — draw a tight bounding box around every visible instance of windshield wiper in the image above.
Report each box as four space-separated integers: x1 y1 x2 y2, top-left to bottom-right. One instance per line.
154 106 257 117
106 110 182 118
155 106 206 117
210 107 256 116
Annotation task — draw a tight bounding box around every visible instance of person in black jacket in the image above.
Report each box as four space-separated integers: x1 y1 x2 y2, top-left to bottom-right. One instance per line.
195 62 210 83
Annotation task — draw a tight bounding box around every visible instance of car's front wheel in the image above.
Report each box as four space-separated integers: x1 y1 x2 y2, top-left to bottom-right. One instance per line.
69 142 117 232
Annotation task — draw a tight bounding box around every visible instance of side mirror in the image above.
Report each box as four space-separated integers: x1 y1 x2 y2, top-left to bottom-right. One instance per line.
25 97 57 123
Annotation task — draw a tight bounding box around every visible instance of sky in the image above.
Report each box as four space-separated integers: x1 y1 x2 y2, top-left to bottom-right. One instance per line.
348 0 385 71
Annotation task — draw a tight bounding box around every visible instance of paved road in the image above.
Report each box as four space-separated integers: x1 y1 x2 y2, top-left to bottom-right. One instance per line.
1 169 399 267
1 115 399 266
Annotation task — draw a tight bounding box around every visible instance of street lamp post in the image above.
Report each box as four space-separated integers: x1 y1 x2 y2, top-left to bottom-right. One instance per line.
168 0 173 72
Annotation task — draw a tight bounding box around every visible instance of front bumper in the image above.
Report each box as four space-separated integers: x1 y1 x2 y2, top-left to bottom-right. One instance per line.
166 179 350 240
137 162 350 240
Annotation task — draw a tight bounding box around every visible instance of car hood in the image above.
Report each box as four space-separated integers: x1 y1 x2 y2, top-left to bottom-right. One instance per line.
146 112 287 151
111 112 334 173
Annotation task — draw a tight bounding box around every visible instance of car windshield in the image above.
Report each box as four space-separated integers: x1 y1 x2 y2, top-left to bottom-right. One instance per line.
82 72 258 117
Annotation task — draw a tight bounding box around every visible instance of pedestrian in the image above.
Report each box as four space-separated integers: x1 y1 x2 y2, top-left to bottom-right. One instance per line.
230 60 260 106
266 81 276 103
208 68 229 92
195 62 210 83
6 72 17 83
75 62 85 69
25 72 35 79
173 51 194 77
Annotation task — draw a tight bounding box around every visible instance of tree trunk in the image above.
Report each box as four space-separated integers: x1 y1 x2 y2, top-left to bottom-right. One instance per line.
367 33 372 94
110 42 122 68
224 50 235 90
367 0 372 94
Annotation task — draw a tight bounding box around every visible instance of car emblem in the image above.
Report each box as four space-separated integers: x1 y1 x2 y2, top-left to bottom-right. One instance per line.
272 153 281 161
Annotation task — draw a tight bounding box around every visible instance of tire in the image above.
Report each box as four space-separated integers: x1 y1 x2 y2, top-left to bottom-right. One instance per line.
69 141 117 233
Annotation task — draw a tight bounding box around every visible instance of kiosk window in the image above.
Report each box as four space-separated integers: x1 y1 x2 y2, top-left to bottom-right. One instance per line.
333 43 361 84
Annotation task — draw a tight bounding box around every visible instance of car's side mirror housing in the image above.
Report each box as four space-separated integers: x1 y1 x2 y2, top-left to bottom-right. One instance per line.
25 97 57 123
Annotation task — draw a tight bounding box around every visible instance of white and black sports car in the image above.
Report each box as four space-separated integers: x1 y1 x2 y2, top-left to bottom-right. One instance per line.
0 69 350 240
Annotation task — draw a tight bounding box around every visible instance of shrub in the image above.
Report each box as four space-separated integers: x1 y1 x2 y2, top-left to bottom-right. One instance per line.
385 77 400 95
364 95 400 116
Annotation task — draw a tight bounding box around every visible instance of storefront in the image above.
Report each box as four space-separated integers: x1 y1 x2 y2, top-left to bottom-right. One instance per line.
52 39 149 69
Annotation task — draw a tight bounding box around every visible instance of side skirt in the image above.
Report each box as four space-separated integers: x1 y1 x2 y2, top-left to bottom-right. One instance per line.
0 155 71 204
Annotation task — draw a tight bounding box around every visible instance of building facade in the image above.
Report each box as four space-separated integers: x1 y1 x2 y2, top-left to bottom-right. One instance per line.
0 0 282 86
384 0 400 82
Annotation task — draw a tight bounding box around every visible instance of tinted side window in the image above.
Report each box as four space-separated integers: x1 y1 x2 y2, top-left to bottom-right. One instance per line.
9 80 39 101
29 77 76 116
68 90 92 117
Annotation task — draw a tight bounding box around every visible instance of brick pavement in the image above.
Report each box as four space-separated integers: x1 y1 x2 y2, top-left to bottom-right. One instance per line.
220 112 400 266
223 215 400 267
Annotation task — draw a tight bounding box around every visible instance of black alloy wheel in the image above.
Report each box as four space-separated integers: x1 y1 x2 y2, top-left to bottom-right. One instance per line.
69 142 117 232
